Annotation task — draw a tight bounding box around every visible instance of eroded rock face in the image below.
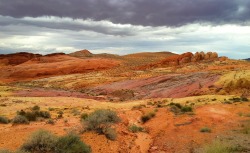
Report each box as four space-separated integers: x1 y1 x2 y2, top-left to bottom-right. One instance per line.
161 52 193 66
158 51 220 67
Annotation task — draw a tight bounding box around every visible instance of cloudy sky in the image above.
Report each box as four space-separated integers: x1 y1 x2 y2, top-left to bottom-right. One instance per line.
0 0 250 59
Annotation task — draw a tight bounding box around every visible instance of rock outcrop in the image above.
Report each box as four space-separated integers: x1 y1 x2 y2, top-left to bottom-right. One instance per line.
0 52 42 65
137 51 221 69
160 51 219 67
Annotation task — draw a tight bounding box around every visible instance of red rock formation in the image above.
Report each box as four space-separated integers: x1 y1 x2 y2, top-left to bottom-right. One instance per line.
136 51 221 70
0 52 42 65
161 52 193 66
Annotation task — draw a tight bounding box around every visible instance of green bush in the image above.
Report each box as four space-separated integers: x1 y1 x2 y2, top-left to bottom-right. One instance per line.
103 127 117 141
55 133 91 153
181 106 193 112
169 102 182 109
17 110 26 116
2 130 92 153
12 115 29 125
84 109 120 140
38 111 51 118
21 130 58 153
24 111 37 121
16 110 51 121
84 109 120 132
241 97 249 102
32 105 40 111
200 127 211 133
129 124 144 133
0 116 9 124
80 113 88 120
46 119 55 125
141 112 156 123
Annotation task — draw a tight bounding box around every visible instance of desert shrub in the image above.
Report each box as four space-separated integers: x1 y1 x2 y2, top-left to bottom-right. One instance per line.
57 111 63 118
169 102 182 109
0 149 13 153
17 110 26 116
169 103 193 114
169 105 181 114
129 124 144 133
0 150 29 153
84 109 120 132
57 110 63 115
147 101 154 105
229 144 248 152
229 97 241 102
24 111 37 121
83 109 120 140
103 127 117 141
141 112 155 123
0 116 9 124
55 133 91 153
181 106 193 112
12 115 29 125
80 113 88 120
16 109 51 121
32 105 40 111
241 97 249 102
21 130 57 153
203 140 230 153
38 111 51 118
200 127 211 133
46 119 55 125
132 104 146 110
48 107 55 111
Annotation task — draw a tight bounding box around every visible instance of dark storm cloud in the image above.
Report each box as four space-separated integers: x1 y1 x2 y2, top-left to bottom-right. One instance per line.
0 16 134 36
0 0 249 26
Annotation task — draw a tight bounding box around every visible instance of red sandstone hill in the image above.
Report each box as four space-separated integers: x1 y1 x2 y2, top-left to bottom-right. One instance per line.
0 52 42 66
0 53 121 82
69 49 93 58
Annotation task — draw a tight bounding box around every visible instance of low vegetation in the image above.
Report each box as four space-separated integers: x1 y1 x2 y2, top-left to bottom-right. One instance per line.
46 119 55 125
18 130 91 153
57 110 64 118
83 109 120 140
80 113 88 120
169 102 193 114
12 115 29 125
141 112 156 123
203 140 230 153
16 107 51 122
0 116 9 124
129 124 144 133
55 132 91 153
203 140 249 153
200 127 212 133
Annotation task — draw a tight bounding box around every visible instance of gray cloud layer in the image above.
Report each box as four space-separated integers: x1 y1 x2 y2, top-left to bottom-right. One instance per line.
0 0 250 26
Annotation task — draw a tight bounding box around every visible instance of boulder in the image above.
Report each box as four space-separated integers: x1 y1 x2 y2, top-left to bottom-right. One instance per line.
210 52 218 59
